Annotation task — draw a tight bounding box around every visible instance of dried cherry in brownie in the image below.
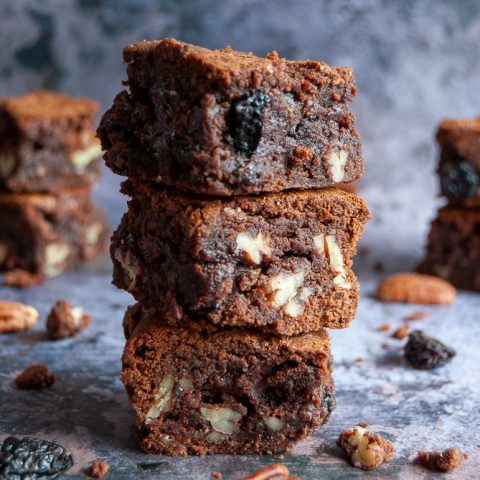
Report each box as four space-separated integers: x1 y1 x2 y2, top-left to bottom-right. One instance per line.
98 38 364 196
0 90 102 193
121 305 335 456
418 206 480 292
0 188 109 283
436 118 480 206
111 183 370 335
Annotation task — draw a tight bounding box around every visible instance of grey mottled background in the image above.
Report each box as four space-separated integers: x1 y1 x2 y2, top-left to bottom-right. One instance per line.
1 0 480 228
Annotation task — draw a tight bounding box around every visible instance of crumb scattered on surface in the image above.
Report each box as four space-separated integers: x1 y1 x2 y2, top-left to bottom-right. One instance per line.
372 261 384 272
15 364 56 389
86 461 110 478
3 269 43 288
0 300 38 333
46 300 91 340
405 311 428 321
356 422 369 428
336 426 394 470
392 325 409 339
212 472 222 479
240 464 293 480
414 448 468 472
355 357 364 363
377 323 390 332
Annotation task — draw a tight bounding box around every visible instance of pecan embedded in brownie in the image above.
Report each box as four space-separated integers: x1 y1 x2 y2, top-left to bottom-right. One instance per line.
418 206 480 291
121 304 335 456
0 188 109 284
111 182 370 335
98 38 364 196
0 90 102 193
436 118 480 206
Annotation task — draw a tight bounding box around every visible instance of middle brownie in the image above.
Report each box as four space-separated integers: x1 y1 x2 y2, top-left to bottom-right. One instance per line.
111 182 370 335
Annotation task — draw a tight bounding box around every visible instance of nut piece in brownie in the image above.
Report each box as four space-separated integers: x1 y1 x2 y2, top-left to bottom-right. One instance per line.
436 118 480 206
0 188 109 284
418 206 480 291
98 38 364 196
112 183 370 335
0 90 102 193
121 304 335 456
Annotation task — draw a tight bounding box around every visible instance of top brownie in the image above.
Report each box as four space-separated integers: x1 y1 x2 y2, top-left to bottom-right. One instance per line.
436 118 480 206
0 90 102 193
98 38 363 196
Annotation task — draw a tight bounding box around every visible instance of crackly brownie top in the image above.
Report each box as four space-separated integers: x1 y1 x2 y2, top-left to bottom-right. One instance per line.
0 90 98 130
124 38 354 90
130 305 330 354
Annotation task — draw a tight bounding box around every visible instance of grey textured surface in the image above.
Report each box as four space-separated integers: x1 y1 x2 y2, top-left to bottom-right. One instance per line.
1 0 480 478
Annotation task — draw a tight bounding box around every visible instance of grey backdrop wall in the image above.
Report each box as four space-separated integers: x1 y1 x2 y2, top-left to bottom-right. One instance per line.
1 0 479 231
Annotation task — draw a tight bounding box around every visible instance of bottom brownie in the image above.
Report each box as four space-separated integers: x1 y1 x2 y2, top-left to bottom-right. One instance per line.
0 188 108 283
418 206 480 291
121 304 335 456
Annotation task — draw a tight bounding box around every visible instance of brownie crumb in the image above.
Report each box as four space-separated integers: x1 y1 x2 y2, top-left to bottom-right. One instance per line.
372 261 384 272
336 426 394 470
46 300 91 340
405 330 456 369
3 269 43 288
377 323 390 332
240 464 293 480
15 364 56 389
86 461 110 478
405 311 428 321
414 448 468 472
356 422 369 428
392 325 409 339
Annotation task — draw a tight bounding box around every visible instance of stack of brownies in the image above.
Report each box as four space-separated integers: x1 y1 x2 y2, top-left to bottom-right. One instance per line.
98 38 370 455
0 91 109 286
419 118 480 290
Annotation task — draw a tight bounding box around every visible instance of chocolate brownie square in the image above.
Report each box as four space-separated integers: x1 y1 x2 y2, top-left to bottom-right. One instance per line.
436 118 480 206
0 188 108 284
111 182 370 335
98 38 364 196
0 90 102 193
121 304 335 455
418 206 480 291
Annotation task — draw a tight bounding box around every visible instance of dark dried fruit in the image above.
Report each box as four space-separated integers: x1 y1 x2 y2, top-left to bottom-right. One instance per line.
404 330 456 370
228 91 270 155
440 157 479 200
0 436 73 479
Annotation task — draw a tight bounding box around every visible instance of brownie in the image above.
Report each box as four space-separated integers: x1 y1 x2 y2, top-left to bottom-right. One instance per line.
111 183 370 335
418 206 480 291
0 188 109 283
98 38 364 196
121 304 335 455
436 118 480 206
0 90 102 193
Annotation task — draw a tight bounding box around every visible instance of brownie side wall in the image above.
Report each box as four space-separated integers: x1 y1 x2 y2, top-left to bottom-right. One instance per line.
99 44 364 195
111 187 369 334
418 207 480 291
122 317 334 455
0 191 108 278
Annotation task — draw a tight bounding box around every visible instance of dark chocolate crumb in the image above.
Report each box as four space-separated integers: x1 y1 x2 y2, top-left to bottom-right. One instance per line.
405 331 456 369
15 364 56 389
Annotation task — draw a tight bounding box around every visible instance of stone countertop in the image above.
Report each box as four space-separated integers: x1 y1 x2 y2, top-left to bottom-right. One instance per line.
1 178 479 479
